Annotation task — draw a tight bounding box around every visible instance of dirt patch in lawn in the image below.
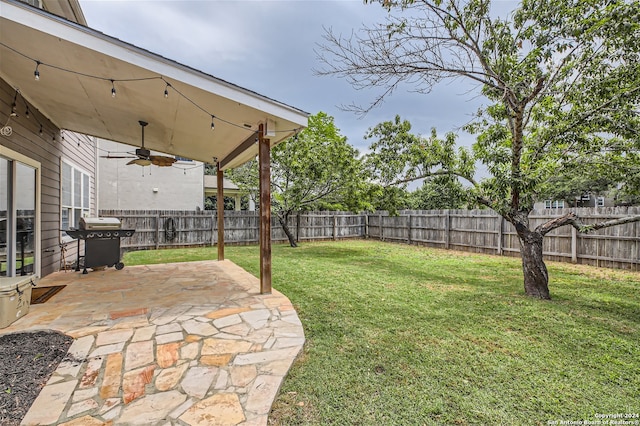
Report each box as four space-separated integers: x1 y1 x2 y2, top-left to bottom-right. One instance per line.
0 330 73 426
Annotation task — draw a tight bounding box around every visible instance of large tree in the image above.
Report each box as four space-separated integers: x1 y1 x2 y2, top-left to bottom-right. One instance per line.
318 0 640 299
228 112 368 247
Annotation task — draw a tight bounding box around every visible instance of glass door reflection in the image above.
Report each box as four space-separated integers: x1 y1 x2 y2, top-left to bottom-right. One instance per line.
0 157 36 277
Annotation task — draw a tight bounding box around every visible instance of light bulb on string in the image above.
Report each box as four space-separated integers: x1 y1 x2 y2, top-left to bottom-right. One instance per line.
164 83 170 98
10 91 18 117
111 80 116 98
25 106 30 119
39 125 43 136
34 61 40 81
211 115 215 130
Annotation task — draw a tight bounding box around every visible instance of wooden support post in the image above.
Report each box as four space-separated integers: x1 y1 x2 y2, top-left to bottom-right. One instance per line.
258 124 272 294
379 214 383 241
217 163 225 261
333 215 337 241
296 213 301 243
407 214 412 245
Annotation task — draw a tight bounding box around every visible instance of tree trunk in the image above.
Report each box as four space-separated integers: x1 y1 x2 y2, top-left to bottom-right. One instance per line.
517 229 550 300
278 214 298 248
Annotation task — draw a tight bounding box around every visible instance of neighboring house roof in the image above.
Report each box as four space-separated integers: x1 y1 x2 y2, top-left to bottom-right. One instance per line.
0 0 308 170
203 175 242 197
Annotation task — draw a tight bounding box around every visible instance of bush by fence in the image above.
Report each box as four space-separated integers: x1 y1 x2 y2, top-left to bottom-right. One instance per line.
100 207 640 271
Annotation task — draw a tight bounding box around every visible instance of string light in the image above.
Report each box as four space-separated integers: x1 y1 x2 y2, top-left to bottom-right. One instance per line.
25 105 30 119
11 91 18 117
1 42 307 137
39 124 43 136
211 115 215 130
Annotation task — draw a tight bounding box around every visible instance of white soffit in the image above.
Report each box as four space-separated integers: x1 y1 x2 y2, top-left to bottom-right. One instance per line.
0 0 308 169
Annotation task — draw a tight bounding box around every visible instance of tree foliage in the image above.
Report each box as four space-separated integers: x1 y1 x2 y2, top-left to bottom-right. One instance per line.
227 112 368 246
410 176 470 210
318 0 640 298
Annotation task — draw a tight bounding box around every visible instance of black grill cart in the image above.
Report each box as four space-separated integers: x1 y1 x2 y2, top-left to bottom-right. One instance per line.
66 218 135 274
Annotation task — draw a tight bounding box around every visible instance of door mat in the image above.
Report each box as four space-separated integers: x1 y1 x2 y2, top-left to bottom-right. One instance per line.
30 286 66 304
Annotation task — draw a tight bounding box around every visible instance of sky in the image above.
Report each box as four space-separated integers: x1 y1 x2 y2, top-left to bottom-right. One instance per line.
78 0 510 157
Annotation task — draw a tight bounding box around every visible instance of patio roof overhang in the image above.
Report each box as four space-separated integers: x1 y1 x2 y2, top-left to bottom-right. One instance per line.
0 0 308 170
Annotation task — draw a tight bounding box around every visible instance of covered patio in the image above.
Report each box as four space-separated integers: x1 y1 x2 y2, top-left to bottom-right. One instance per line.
4 260 304 425
1 0 309 293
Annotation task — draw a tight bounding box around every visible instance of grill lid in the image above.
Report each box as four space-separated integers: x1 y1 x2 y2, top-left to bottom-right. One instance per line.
79 217 122 230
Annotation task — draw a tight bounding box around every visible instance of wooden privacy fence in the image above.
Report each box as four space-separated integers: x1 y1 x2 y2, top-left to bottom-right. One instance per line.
98 210 364 251
100 207 640 271
366 207 640 270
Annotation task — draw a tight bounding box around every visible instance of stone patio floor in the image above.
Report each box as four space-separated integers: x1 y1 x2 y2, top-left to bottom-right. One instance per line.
2 259 305 426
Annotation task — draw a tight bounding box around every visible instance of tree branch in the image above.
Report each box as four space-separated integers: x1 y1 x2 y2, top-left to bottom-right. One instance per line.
389 169 478 188
536 212 640 235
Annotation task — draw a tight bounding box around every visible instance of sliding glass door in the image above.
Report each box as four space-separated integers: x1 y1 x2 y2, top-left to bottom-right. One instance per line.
0 153 38 278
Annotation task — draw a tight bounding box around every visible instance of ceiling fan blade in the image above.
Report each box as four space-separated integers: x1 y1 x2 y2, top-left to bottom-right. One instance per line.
150 155 177 167
101 155 135 159
127 158 152 166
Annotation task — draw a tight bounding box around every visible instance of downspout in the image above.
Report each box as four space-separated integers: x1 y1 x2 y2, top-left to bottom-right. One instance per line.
94 137 99 216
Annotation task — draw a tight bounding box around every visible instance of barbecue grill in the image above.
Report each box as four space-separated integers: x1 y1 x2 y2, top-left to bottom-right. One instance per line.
66 217 135 274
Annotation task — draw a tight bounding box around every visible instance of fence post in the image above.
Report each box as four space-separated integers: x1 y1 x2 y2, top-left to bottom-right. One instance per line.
296 213 300 242
211 213 216 246
444 210 450 250
364 214 369 239
155 214 160 250
379 214 383 241
571 227 578 263
333 214 337 241
407 214 412 245
497 216 504 255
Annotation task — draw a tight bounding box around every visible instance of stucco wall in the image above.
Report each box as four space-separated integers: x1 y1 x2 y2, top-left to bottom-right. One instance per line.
98 139 204 211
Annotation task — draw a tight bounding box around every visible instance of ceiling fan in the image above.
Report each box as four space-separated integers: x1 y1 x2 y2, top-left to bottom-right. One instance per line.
101 120 177 167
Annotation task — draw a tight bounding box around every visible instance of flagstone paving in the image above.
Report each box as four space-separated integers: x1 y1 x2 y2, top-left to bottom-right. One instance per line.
2 260 305 426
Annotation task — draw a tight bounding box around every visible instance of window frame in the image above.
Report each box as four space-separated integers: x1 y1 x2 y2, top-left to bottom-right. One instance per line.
0 145 41 279
60 159 91 242
544 199 564 209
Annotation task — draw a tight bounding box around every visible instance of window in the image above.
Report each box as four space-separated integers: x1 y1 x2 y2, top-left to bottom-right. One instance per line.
596 196 605 207
61 161 90 234
19 0 42 8
544 200 564 209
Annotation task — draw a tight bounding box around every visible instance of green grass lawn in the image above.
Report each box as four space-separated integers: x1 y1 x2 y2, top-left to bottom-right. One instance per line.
123 241 640 425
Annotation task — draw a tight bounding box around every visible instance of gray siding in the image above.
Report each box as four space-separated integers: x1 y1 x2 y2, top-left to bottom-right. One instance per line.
1 78 96 277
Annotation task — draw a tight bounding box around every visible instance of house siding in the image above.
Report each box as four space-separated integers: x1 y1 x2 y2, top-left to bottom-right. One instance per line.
1 78 96 277
98 139 204 211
